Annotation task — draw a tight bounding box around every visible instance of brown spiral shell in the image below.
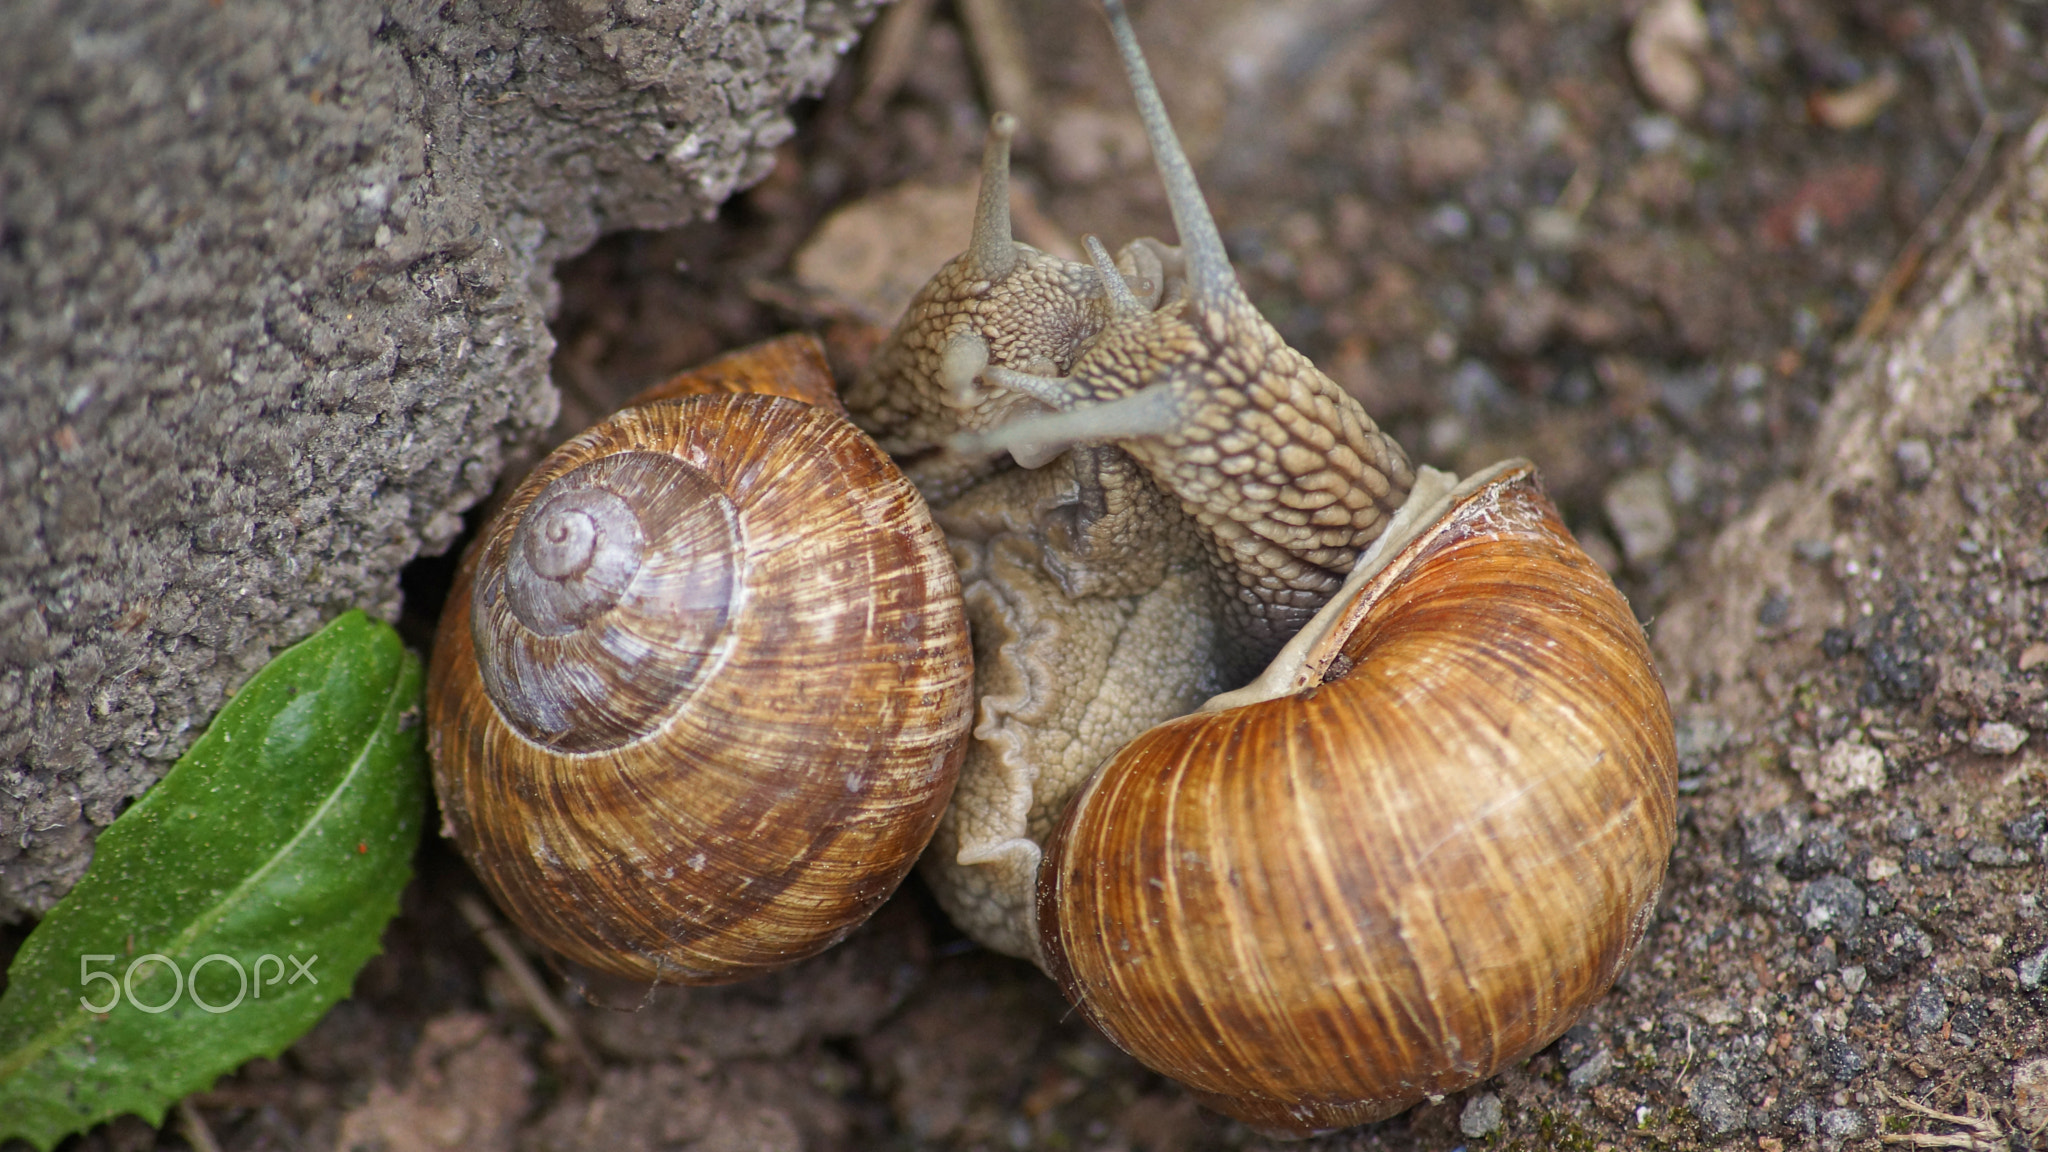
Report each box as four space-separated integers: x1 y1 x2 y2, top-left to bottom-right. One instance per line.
1037 463 1677 1136
428 355 974 986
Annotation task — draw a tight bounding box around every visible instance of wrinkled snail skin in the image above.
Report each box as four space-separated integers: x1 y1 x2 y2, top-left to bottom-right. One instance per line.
427 341 974 985
1037 464 1678 1136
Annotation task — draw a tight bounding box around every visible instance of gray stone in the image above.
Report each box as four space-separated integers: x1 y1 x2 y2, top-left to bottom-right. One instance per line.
1893 438 1933 488
2016 1059 2048 1135
1687 1071 1749 1135
1566 1045 1613 1090
1822 1038 1865 1082
1739 804 1806 866
1887 812 1925 844
0 0 880 920
2008 809 2047 846
1970 721 2029 755
1795 874 1866 946
1458 1092 1504 1138
1903 980 1947 1038
1602 467 1677 564
2020 945 2048 991
1820 1107 1867 1140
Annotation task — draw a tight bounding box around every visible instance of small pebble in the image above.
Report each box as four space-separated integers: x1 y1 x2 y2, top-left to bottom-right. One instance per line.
1567 1046 1613 1090
2020 946 2048 991
1904 981 1947 1037
2007 810 2046 845
1602 469 1677 565
1794 538 1834 564
2016 1059 2048 1133
1893 438 1933 488
1756 589 1791 628
1887 813 1924 844
1803 738 1885 802
1970 722 2028 756
1459 1092 1504 1138
1820 1108 1867 1139
1687 1072 1748 1135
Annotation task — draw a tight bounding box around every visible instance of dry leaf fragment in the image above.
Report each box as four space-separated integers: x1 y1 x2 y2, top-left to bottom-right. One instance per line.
1628 0 1710 116
1810 70 1902 130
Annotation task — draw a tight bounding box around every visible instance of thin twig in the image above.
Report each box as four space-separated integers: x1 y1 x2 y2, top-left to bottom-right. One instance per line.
853 0 937 121
1843 114 2002 351
177 1099 224 1152
454 891 598 1073
956 0 1037 127
1947 30 1990 125
1876 1086 2006 1151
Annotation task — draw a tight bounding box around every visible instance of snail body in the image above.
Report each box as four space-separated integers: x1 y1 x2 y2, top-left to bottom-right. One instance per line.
427 339 974 985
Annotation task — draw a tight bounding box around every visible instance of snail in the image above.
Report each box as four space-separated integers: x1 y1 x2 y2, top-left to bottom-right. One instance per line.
425 336 975 986
426 0 1676 1133
843 0 1678 1136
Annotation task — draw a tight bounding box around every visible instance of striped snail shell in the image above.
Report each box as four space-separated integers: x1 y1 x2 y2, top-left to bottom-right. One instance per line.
427 337 975 986
1037 461 1677 1136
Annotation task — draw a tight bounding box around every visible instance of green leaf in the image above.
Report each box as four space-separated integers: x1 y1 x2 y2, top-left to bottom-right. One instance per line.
0 610 427 1149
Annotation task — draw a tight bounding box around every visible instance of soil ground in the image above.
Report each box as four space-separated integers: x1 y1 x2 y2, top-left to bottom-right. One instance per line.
18 1 2048 1149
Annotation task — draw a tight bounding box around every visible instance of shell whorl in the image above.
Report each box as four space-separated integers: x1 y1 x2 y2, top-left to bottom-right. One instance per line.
472 449 744 755
505 474 645 634
427 379 976 985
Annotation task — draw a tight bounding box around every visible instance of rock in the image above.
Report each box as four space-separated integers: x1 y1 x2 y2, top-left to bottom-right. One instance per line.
1902 981 1947 1038
1947 998 1989 1039
1893 437 1934 488
1739 805 1807 866
1805 738 1885 802
335 1013 535 1152
1602 468 1678 565
1966 842 2030 867
1888 813 1926 844
2008 809 2048 846
1796 875 1866 945
1774 1098 1817 1138
1781 821 1847 879
1566 1045 1614 1090
1821 1038 1865 1082
2015 1058 2048 1134
1687 1070 1748 1135
2019 945 2048 992
1459 1092 1504 1138
1867 920 1934 982
1969 721 2028 755
794 182 983 325
0 0 880 920
1820 1107 1867 1141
